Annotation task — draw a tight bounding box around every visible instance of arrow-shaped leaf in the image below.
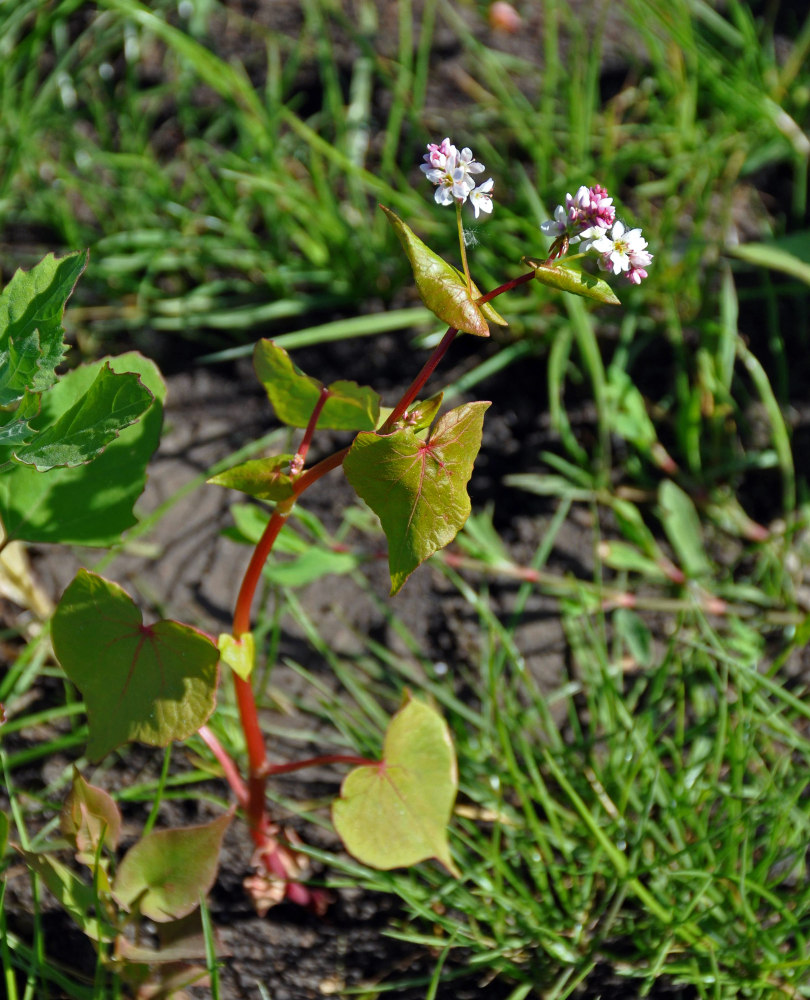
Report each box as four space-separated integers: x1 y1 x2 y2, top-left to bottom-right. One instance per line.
381 206 506 337
51 570 219 760
208 454 295 501
332 696 458 874
343 401 489 594
112 811 232 922
254 339 380 430
531 260 620 305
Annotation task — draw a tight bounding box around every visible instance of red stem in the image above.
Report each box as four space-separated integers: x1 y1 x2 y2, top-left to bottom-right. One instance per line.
292 447 350 497
294 386 329 471
476 268 536 306
199 724 248 808
231 505 290 836
382 326 458 431
266 754 377 776
224 270 525 886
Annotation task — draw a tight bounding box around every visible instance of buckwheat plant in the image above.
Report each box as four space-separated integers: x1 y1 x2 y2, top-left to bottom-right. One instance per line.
1 138 650 989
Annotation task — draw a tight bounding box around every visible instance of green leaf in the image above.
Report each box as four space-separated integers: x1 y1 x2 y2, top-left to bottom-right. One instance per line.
332 697 458 874
598 540 670 582
112 812 232 923
606 367 658 449
253 339 380 430
60 768 122 866
0 393 42 460
613 608 653 668
381 207 506 337
0 250 88 404
51 570 219 760
208 454 295 501
217 632 255 681
17 849 118 943
344 401 489 594
658 480 711 578
530 260 620 305
728 236 810 286
263 546 359 586
115 911 212 964
0 353 164 545
222 502 271 545
0 810 8 859
13 361 153 470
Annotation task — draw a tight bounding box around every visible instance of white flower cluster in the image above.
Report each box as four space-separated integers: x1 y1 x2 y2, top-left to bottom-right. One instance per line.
541 184 652 284
420 138 494 219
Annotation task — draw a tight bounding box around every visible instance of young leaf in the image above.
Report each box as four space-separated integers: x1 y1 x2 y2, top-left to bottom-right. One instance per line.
217 632 255 681
263 547 359 587
115 910 216 963
51 570 219 760
0 353 164 545
16 848 118 943
61 767 122 865
13 361 153 470
658 480 711 579
343 401 490 594
0 392 39 452
530 260 620 305
208 454 295 501
613 607 653 668
0 250 88 404
112 811 232 922
377 392 445 433
332 696 459 875
381 207 506 337
253 340 380 430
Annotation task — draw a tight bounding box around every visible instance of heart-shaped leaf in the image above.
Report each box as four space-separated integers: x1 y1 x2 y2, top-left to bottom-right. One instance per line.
217 632 255 681
530 260 620 305
0 250 88 405
254 340 380 430
51 570 219 760
208 454 295 501
343 401 489 594
0 353 165 545
382 206 506 337
61 767 122 867
112 811 232 922
332 696 458 874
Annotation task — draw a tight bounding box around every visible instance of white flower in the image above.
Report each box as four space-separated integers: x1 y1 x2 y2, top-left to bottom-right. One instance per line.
451 146 486 199
566 185 591 218
540 204 568 237
469 178 494 218
421 137 455 172
588 221 648 274
421 138 489 212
